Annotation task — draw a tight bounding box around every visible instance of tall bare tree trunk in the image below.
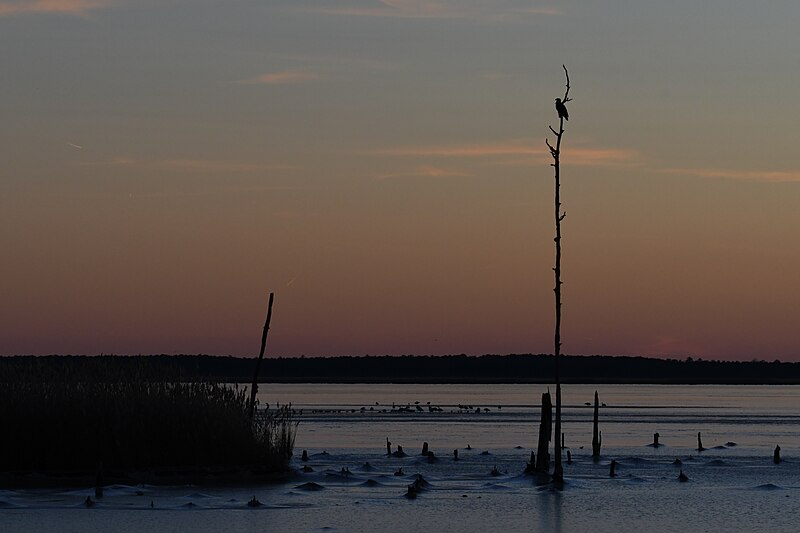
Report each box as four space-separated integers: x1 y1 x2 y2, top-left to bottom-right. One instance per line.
546 66 572 483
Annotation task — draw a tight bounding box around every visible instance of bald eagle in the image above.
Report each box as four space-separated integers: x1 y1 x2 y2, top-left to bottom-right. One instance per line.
555 98 569 121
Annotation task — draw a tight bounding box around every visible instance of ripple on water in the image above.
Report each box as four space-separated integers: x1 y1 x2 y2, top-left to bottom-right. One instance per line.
751 483 783 491
296 482 325 491
0 500 24 508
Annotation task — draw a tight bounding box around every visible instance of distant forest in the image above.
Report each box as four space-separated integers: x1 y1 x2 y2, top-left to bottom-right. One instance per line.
3 354 800 384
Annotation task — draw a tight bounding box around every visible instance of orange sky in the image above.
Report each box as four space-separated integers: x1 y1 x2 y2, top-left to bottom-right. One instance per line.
2 1 800 360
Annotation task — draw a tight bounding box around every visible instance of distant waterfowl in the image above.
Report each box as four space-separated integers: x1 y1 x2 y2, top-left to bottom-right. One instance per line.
490 465 501 476
394 468 404 476
247 496 262 507
84 496 95 508
673 458 682 466
678 470 689 482
302 465 314 473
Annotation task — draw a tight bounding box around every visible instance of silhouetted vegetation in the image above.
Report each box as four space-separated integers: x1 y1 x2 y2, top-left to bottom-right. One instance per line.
0 357 295 481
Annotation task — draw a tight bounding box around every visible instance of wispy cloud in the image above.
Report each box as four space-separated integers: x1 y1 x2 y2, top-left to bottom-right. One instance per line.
0 0 111 16
376 165 472 179
299 0 559 20
238 70 321 86
373 139 638 168
82 157 295 174
660 167 800 183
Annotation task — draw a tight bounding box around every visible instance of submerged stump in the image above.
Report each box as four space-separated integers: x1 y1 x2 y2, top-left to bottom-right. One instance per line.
591 391 602 459
535 391 553 472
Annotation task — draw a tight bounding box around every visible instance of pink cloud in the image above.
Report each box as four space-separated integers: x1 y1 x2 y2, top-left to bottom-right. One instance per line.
242 71 321 86
376 165 472 179
661 167 800 183
299 1 559 20
374 139 638 168
0 0 110 16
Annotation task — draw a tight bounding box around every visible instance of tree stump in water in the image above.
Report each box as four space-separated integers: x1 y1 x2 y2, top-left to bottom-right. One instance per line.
535 391 553 472
592 391 602 459
774 445 781 464
697 432 706 452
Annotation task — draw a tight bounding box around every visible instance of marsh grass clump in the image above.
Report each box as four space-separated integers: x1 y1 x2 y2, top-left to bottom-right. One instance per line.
0 356 296 476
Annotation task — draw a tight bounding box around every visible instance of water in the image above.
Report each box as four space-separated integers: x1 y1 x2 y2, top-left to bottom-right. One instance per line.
2 384 799 532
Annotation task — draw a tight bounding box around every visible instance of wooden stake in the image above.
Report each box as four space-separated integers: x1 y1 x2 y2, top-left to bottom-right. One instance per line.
535 391 553 472
592 390 602 458
248 292 274 420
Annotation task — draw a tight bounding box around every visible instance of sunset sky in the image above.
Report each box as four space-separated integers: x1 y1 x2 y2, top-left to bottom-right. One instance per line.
2 0 800 360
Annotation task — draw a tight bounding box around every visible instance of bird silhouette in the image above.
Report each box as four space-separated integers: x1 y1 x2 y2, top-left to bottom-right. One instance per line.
555 98 569 120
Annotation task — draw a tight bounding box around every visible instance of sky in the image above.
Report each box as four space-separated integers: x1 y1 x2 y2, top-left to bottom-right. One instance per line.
2 0 800 361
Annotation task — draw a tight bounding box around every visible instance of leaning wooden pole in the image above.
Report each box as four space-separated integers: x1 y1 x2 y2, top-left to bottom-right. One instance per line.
248 292 275 421
546 65 572 483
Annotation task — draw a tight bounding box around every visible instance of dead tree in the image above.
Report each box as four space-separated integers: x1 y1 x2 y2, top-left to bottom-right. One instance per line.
546 65 573 483
248 292 275 420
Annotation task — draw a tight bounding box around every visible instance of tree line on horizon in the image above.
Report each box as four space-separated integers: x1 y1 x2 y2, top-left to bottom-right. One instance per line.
2 353 797 384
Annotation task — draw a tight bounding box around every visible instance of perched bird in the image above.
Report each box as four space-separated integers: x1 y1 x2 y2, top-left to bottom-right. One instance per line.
555 98 569 120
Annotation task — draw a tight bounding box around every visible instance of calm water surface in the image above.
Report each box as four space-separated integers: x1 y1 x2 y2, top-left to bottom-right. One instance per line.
2 384 799 532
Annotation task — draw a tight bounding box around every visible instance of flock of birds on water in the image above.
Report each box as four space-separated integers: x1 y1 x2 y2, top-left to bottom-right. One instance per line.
302 398 609 416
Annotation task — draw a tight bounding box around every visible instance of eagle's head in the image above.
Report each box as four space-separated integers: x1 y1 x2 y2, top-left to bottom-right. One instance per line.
555 98 562 103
